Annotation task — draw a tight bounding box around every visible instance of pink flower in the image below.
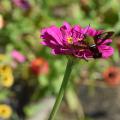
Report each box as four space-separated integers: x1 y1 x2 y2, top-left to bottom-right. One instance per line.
40 22 114 60
12 0 30 10
11 50 26 63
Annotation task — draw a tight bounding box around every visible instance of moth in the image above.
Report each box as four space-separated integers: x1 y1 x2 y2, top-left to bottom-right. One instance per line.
91 31 114 58
72 27 114 58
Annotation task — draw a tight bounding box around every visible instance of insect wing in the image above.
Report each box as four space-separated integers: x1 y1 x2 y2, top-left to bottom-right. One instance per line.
95 31 114 45
101 31 114 40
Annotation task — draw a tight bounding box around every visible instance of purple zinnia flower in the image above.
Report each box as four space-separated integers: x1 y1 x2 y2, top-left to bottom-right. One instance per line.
40 22 114 60
12 0 30 10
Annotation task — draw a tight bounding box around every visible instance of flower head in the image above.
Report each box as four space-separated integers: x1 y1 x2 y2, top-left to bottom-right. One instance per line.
11 50 26 63
12 0 30 10
30 57 49 75
0 104 12 119
40 22 114 60
0 54 14 87
103 66 120 86
0 65 14 87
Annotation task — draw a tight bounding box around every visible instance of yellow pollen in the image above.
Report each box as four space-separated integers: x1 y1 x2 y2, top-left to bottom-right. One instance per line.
67 37 73 44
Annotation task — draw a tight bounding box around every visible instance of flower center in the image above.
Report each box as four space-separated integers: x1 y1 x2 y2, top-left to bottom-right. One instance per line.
108 72 116 78
67 37 73 44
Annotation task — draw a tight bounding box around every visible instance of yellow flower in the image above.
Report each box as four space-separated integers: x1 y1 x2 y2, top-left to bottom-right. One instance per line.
0 54 14 87
1 74 14 87
0 104 12 119
0 65 12 75
0 66 14 87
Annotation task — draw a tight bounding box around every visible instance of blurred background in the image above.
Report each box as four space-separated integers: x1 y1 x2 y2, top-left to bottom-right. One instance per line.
0 0 120 120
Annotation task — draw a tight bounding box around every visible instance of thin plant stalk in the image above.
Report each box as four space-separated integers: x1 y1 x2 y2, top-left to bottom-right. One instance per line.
48 58 74 120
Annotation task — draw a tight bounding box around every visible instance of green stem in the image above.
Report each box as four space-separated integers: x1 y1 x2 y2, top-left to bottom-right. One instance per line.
48 58 74 120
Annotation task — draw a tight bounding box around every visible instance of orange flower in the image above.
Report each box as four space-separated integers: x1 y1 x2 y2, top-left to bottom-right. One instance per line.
30 57 49 75
103 66 120 86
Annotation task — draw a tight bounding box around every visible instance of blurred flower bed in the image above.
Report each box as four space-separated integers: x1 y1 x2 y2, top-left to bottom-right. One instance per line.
0 0 120 120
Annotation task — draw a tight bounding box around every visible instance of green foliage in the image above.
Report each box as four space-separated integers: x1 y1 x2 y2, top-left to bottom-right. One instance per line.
0 0 120 119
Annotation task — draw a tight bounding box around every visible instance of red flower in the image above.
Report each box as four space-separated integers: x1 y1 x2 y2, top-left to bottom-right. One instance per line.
30 58 49 75
103 66 120 86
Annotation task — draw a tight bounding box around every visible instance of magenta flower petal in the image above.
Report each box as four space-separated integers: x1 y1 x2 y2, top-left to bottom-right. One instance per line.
87 27 97 36
98 45 114 58
81 26 97 36
73 25 81 31
47 26 63 45
51 49 59 55
40 41 59 48
51 48 73 55
42 26 63 46
60 22 72 40
41 34 60 48
63 22 71 31
100 39 112 45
